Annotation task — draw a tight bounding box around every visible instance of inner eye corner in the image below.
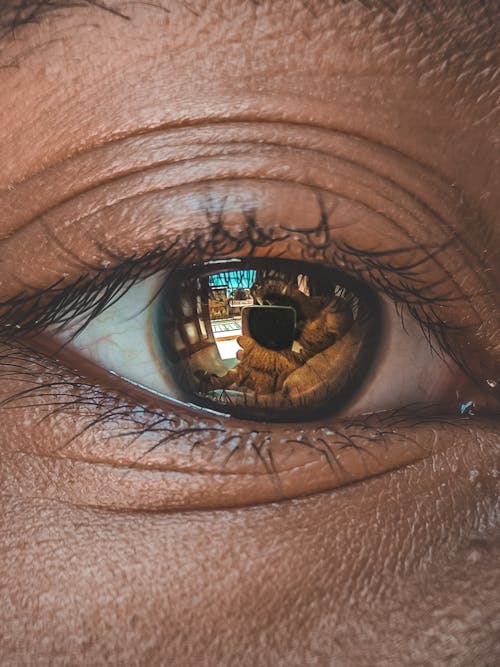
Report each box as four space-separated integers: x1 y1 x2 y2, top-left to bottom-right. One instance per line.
152 257 381 422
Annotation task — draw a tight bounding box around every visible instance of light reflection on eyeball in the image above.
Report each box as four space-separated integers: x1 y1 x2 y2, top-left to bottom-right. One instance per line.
154 260 379 420
58 259 458 422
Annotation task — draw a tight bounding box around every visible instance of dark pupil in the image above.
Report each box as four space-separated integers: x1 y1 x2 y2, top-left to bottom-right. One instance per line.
246 306 296 350
155 258 378 421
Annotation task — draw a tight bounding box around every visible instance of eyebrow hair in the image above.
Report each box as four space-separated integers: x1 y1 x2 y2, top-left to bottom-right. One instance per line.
0 0 130 39
0 0 497 43
0 0 405 39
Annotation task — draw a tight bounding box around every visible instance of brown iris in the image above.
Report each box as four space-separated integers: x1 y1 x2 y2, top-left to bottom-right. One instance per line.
154 259 379 420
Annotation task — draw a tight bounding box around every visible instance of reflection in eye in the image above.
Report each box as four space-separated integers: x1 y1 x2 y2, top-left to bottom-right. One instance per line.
155 260 378 420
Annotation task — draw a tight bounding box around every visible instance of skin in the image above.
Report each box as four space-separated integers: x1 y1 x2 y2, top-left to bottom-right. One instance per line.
0 1 499 665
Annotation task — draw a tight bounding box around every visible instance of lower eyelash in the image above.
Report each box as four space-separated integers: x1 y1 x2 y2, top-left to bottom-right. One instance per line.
0 340 470 479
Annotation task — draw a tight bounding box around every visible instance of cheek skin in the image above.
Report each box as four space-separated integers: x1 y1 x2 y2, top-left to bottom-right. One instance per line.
0 429 499 666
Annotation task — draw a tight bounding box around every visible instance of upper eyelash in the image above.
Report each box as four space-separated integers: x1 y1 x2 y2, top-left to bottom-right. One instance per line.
334 240 467 362
0 202 466 366
0 246 176 339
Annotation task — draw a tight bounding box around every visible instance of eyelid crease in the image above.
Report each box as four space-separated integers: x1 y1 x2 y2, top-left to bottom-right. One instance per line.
0 121 475 245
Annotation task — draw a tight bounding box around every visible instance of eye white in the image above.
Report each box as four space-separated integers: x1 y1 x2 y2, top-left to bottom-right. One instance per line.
56 272 457 416
344 300 457 416
57 273 186 402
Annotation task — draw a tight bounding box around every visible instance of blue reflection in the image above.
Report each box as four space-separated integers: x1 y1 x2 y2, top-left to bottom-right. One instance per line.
209 270 256 290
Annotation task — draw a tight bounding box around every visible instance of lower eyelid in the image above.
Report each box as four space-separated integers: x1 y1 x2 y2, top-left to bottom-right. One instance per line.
0 344 492 510
1 397 496 511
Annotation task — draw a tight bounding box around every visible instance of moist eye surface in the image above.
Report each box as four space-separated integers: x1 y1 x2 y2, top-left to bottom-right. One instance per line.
154 258 380 420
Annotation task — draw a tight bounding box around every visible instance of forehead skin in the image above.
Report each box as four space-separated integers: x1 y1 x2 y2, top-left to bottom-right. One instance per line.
0 1 499 666
0 0 498 189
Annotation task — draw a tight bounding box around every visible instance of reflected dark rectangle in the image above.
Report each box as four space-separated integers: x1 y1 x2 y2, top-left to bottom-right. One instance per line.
242 306 296 350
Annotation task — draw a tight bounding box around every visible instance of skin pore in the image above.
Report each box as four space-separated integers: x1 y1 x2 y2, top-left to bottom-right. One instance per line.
0 0 499 665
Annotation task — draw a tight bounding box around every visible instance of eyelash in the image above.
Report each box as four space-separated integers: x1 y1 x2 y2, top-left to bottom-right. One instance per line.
0 202 465 369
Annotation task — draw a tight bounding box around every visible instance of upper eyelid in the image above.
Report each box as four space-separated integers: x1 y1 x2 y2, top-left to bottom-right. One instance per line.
0 121 489 329
1 120 489 325
0 159 490 391
0 228 454 319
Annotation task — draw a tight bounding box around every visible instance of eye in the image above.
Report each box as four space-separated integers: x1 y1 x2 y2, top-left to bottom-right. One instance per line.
56 258 380 421
52 256 457 423
1 232 493 509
